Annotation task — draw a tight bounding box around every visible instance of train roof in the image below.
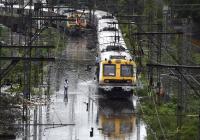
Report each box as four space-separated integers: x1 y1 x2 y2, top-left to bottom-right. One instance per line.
98 19 119 32
98 36 125 45
95 10 134 63
59 8 76 15
98 31 125 44
98 30 123 39
100 51 132 61
0 3 48 11
100 44 127 53
95 10 116 20
98 37 126 51
98 18 118 24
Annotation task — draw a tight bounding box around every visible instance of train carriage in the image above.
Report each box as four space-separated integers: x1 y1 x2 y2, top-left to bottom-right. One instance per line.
60 9 88 35
95 10 137 95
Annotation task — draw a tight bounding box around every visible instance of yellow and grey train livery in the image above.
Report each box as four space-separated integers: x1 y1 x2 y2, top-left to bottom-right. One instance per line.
96 51 137 94
95 10 137 95
60 9 87 35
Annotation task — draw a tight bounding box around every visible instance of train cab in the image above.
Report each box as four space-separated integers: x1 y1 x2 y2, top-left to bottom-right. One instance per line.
94 10 137 95
97 52 137 94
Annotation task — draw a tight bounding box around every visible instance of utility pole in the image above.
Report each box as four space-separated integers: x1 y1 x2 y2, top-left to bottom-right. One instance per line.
0 0 69 139
146 64 200 140
197 108 200 140
88 0 94 27
136 99 140 140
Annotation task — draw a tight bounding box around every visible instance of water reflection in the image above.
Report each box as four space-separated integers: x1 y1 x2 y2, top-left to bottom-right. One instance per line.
97 97 136 139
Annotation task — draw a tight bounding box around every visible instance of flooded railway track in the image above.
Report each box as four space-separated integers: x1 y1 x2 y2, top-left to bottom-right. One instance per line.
0 35 145 140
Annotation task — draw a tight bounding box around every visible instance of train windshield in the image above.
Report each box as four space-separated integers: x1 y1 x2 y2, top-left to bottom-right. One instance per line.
103 121 115 134
106 45 125 51
121 65 133 77
103 64 116 76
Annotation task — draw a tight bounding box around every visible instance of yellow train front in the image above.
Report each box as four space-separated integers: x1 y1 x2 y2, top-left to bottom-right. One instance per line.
97 51 137 95
65 12 87 36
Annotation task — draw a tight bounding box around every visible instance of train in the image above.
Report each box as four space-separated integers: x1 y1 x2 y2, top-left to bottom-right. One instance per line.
0 3 137 95
94 11 137 95
59 9 88 35
0 4 88 36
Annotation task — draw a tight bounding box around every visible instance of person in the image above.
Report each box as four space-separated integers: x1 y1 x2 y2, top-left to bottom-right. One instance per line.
64 79 69 98
64 79 69 89
95 55 100 64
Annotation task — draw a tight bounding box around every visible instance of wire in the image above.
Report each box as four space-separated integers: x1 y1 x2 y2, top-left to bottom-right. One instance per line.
176 69 200 98
135 91 159 140
137 25 200 97
151 90 168 140
0 122 75 126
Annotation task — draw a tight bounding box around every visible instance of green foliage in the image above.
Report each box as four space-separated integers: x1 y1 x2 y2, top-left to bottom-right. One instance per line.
106 1 200 140
0 26 2 37
140 93 199 140
0 25 9 40
135 82 149 96
1 27 67 96
166 0 200 23
192 53 200 64
5 85 23 93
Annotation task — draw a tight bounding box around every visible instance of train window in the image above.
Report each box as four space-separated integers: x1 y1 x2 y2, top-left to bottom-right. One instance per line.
103 64 116 76
103 121 115 134
120 121 131 133
110 55 126 59
121 65 133 77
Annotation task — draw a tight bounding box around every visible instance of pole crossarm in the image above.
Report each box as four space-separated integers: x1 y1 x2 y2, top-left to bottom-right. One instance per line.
172 8 200 11
107 22 135 25
31 17 67 21
31 15 67 18
107 22 162 26
172 4 200 7
133 32 183 35
0 60 20 80
147 63 200 69
0 45 55 48
0 57 55 61
31 16 72 21
116 15 147 18
171 4 200 11
34 2 75 10
0 123 75 126
1 1 18 6
42 6 75 9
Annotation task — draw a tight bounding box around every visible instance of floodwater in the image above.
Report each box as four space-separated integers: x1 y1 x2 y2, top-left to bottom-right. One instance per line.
15 35 146 140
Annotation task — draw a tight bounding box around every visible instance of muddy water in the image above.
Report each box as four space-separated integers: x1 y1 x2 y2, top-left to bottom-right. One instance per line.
15 35 146 140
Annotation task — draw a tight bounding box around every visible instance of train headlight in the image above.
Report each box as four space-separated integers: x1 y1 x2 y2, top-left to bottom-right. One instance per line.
115 60 121 63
